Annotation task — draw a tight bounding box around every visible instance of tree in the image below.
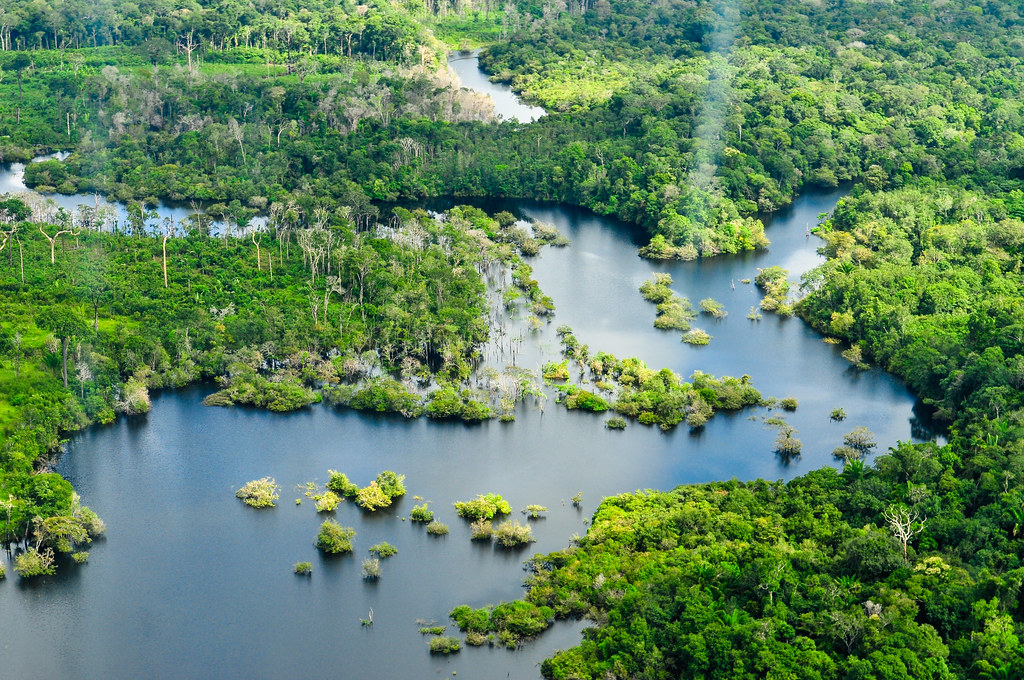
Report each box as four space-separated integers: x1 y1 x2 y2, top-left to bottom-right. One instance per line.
883 504 925 561
38 223 78 264
37 305 88 389
162 219 175 288
6 53 30 100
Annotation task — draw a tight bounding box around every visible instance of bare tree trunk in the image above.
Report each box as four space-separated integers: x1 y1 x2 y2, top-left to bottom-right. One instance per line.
61 337 69 388
163 234 170 287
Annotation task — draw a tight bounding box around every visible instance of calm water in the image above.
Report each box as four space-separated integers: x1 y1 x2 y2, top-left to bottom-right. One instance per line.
449 51 546 123
0 60 932 680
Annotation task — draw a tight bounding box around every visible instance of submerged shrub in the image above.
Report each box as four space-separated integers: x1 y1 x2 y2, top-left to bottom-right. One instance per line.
522 505 548 520
426 521 450 536
14 548 56 578
315 519 355 554
72 552 89 564
682 329 711 345
844 426 877 453
830 407 848 421
542 360 570 381
780 397 799 411
362 558 381 580
450 601 553 647
369 542 397 558
428 636 461 654
356 481 392 511
294 561 312 576
455 493 512 520
466 631 488 646
235 477 280 508
419 626 446 635
561 386 610 412
470 519 493 540
326 470 359 497
699 298 728 318
410 503 434 523
374 470 406 499
639 273 674 303
314 490 341 513
494 520 535 548
605 417 627 430
774 428 803 457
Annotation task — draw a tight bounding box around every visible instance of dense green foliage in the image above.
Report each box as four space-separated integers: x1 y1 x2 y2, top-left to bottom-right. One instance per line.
4 0 1024 671
454 492 511 520
450 601 554 647
369 541 397 558
314 519 355 554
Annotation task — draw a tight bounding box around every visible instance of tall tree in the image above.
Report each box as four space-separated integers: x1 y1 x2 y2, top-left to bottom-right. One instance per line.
37 305 88 389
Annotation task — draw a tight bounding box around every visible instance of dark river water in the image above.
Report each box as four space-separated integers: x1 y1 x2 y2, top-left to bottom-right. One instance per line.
0 57 934 680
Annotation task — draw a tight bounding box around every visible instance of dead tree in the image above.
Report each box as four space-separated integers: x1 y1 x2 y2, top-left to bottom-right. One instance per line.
162 219 175 288
39 225 78 264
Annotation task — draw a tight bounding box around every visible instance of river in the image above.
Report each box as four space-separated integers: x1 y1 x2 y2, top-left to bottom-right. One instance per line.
448 50 547 123
0 56 934 680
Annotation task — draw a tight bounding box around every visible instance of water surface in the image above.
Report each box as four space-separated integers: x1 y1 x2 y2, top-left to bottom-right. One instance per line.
448 50 546 123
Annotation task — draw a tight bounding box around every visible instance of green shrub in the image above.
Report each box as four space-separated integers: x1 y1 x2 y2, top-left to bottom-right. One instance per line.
830 407 848 422
235 477 280 508
780 397 799 411
356 481 392 511
774 429 803 457
490 601 554 640
294 561 312 576
455 493 512 520
682 329 711 345
315 520 355 554
494 520 535 548
639 273 674 303
374 470 406 499
522 505 548 519
450 605 491 633
466 631 488 646
428 636 461 654
699 298 727 318
14 548 56 578
72 551 89 564
314 491 341 512
410 503 434 522
470 519 493 540
844 426 877 453
561 386 609 412
450 601 553 647
542 360 570 380
419 626 446 635
336 377 422 417
326 470 359 497
426 521 449 536
369 542 397 558
605 417 627 430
